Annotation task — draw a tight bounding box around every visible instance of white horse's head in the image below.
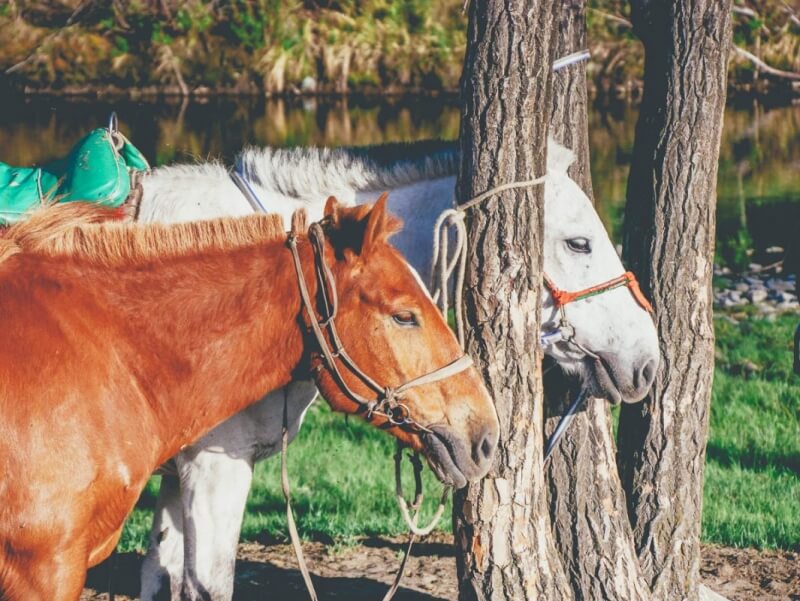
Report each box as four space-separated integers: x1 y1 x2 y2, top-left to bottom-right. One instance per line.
542 141 659 403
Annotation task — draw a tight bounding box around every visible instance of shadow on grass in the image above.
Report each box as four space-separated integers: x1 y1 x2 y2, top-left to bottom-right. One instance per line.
706 443 800 475
86 551 449 601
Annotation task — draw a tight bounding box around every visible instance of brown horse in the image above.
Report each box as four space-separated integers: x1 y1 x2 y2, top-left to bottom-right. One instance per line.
0 196 499 600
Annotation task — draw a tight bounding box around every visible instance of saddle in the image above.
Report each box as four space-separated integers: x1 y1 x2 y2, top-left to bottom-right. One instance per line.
0 123 149 225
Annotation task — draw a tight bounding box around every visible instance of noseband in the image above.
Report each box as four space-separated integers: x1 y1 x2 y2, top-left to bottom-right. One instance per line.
542 271 653 358
286 220 473 434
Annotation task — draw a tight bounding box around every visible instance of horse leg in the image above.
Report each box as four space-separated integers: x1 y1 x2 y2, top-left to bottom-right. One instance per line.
177 450 254 601
140 473 185 601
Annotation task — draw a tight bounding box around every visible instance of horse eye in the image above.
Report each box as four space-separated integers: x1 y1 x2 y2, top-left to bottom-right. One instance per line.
566 237 591 253
392 311 419 327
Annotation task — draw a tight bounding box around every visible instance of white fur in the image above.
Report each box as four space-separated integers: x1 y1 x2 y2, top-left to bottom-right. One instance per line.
138 139 658 600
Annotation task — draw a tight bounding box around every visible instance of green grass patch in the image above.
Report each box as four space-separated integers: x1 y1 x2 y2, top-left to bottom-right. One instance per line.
702 313 800 550
119 314 800 553
702 461 800 550
238 405 450 543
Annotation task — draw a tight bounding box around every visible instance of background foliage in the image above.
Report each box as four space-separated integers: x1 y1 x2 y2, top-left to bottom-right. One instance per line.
1 0 798 95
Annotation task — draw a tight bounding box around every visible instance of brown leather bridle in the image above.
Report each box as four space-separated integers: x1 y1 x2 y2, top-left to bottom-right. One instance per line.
286 219 474 434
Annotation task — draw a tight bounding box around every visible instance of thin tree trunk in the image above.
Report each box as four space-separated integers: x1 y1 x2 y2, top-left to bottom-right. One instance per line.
619 2 733 600
544 3 650 599
548 0 593 198
452 1 571 599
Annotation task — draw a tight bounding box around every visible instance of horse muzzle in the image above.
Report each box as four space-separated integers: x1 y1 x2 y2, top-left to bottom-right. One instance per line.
588 351 658 404
421 424 498 489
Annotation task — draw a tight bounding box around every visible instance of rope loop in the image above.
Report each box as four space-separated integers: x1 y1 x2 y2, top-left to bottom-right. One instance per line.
394 444 450 537
430 177 548 347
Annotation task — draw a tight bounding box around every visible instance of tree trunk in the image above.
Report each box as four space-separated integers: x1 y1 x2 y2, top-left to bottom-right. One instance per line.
619 2 733 600
544 3 651 599
452 1 571 599
548 0 593 198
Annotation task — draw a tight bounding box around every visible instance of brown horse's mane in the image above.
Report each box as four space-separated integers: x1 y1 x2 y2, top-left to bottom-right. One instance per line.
0 202 308 267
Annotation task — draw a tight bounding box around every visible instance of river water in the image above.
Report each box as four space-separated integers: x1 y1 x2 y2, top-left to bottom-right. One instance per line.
2 95 798 265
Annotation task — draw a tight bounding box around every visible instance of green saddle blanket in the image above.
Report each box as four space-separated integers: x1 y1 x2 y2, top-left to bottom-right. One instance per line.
0 127 149 225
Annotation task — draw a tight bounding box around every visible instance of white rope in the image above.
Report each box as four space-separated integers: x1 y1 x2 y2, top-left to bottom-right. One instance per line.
431 175 548 346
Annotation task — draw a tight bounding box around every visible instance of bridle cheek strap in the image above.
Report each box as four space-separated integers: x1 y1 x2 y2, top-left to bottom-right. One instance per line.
287 223 473 434
544 271 653 314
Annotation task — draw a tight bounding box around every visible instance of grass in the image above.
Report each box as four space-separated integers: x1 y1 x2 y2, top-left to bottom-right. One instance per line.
118 313 800 554
702 314 800 550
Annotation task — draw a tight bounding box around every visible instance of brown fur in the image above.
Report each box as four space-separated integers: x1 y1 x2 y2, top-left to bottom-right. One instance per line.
0 196 498 600
0 201 290 267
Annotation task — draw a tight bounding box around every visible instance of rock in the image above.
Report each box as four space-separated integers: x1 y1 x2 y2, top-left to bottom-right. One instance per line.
744 276 762 285
775 292 797 303
748 263 763 272
734 282 749 293
766 278 795 292
719 293 745 308
766 246 784 254
746 289 768 303
777 300 799 311
301 76 318 93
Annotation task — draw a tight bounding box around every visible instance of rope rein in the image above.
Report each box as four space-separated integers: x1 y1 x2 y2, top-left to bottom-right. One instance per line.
281 221 477 601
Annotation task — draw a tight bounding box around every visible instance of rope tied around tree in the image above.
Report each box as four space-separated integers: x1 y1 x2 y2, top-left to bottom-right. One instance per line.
431 176 549 346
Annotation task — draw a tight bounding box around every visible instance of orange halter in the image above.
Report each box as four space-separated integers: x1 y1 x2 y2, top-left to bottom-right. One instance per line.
543 271 653 314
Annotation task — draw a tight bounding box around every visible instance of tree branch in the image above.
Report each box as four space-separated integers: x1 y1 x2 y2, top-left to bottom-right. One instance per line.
732 44 800 80
589 7 799 82
587 7 632 28
732 5 759 19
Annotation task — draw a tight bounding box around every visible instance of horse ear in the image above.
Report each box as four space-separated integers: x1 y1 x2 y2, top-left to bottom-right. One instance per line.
324 196 341 226
362 192 391 253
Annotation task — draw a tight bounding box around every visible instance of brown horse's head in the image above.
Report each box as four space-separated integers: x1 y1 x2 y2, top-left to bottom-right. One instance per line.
306 194 499 488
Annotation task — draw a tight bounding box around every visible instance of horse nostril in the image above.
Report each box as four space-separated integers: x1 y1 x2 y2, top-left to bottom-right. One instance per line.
474 428 498 466
636 358 657 391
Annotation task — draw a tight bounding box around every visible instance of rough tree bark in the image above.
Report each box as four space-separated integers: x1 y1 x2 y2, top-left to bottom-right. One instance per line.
452 1 571 599
619 2 733 601
544 3 651 599
548 0 593 197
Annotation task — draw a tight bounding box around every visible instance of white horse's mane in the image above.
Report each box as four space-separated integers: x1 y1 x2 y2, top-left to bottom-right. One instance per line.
234 137 575 198
148 138 575 205
236 141 459 200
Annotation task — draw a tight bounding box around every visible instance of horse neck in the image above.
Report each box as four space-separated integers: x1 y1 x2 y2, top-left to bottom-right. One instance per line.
107 240 319 463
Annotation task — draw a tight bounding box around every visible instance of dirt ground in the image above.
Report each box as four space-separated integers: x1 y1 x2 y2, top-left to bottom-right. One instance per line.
81 535 799 601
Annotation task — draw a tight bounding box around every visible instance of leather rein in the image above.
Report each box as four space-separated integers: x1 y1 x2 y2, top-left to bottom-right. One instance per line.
280 218 474 601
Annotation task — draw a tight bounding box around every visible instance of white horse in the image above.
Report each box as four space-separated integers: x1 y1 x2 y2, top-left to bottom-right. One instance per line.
136 139 659 601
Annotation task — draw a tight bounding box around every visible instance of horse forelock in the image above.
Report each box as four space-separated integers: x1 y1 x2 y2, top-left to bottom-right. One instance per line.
546 138 577 176
0 202 287 266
